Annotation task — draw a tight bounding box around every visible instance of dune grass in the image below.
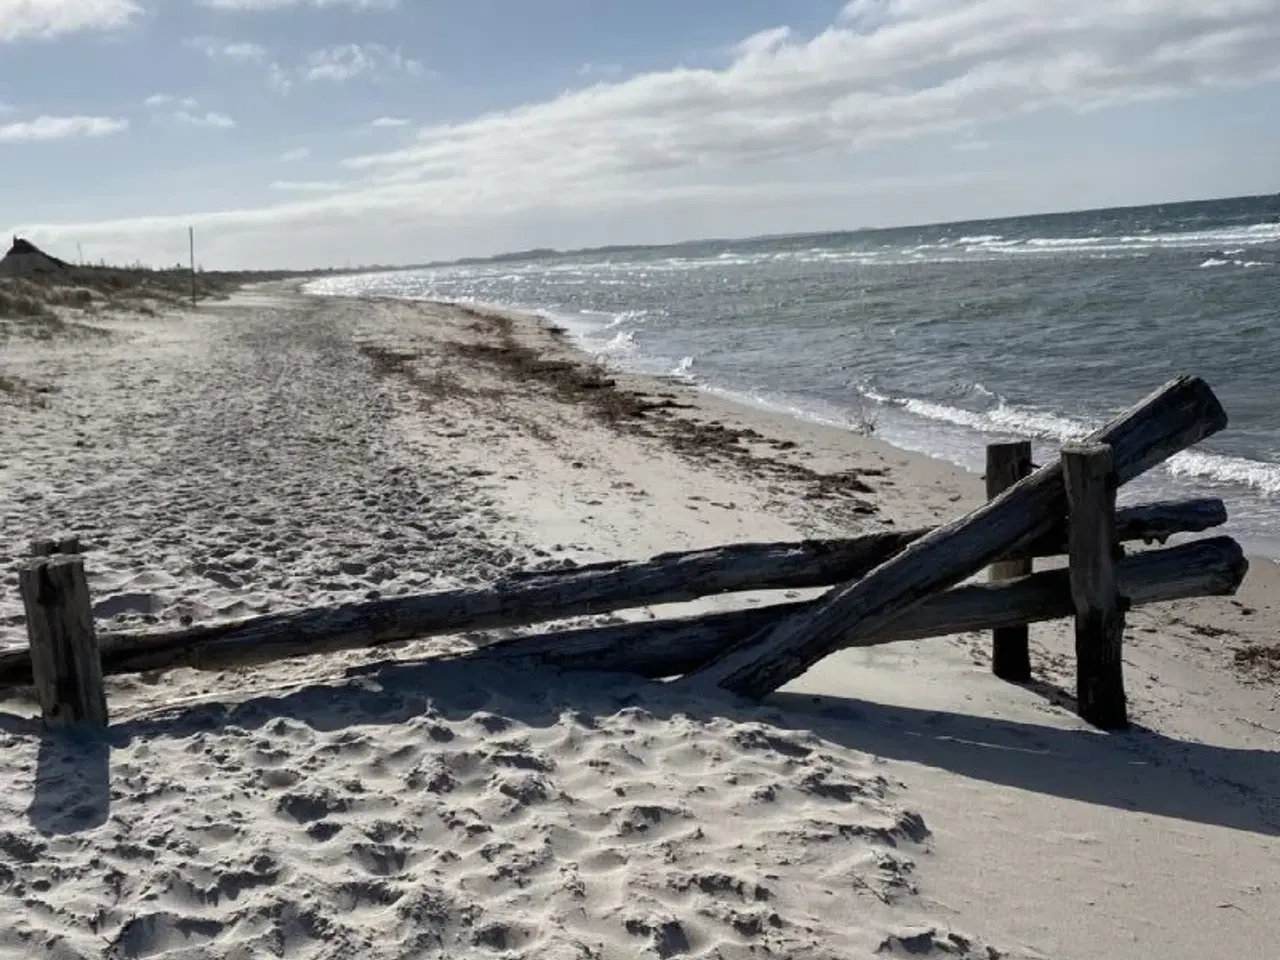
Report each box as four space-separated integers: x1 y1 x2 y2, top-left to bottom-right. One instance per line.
0 263 325 339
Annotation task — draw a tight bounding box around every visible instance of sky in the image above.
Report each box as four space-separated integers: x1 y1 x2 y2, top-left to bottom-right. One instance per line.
1 0 1279 270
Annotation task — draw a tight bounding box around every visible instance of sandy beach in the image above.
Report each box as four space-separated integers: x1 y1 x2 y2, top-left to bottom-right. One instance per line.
1 286 1277 959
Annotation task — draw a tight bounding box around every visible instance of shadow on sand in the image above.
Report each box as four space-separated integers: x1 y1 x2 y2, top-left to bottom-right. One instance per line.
1 655 1276 837
0 713 113 837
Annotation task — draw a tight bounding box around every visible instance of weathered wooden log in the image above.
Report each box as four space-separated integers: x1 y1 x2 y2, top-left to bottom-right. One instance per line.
682 376 1228 699
0 498 1228 688
19 557 108 727
987 441 1034 682
1064 443 1128 729
0 536 1245 691
407 537 1248 679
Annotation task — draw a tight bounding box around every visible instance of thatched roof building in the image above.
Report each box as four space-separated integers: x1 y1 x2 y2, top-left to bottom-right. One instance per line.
0 237 69 276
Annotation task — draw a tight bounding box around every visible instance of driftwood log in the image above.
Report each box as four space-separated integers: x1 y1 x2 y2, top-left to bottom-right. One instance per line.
0 498 1225 688
397 537 1247 680
0 537 1246 690
683 376 1228 699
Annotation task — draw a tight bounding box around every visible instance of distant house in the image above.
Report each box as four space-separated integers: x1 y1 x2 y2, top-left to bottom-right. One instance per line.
0 237 69 277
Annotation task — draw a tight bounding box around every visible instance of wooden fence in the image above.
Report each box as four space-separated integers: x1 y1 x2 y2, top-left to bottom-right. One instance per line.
8 375 1246 733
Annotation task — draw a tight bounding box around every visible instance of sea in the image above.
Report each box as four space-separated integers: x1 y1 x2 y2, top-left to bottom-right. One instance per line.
307 194 1280 559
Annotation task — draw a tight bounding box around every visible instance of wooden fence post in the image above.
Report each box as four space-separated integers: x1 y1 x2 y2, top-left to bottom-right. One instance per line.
19 555 108 729
986 441 1034 682
30 537 82 558
1062 442 1128 730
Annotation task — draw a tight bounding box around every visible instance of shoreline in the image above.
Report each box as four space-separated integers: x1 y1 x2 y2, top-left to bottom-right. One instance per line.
361 292 1280 696
314 261 1280 565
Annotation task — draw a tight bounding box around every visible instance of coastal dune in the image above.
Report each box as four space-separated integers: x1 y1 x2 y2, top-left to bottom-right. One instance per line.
0 287 1277 959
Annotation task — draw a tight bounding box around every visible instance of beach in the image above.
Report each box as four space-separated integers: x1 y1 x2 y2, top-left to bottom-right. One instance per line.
1 286 1277 959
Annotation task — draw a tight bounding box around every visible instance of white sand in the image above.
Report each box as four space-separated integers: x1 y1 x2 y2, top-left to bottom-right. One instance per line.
0 287 1276 959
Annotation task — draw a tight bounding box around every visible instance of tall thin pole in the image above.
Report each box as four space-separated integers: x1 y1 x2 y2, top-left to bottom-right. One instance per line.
189 226 197 306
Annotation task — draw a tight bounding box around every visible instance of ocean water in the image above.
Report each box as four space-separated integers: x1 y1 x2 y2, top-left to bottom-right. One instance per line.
308 194 1280 558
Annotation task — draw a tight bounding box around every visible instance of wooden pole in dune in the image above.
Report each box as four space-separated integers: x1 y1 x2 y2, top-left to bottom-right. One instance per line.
189 226 197 306
986 441 1034 682
1063 442 1128 730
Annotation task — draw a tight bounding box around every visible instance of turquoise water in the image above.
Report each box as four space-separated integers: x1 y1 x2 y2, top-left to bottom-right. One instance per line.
310 194 1280 557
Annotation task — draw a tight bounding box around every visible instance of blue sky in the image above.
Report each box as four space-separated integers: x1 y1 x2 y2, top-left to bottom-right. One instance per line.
2 0 1279 269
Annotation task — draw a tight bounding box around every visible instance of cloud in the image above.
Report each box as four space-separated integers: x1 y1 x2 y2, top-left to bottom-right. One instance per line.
11 0 1280 263
341 0 1280 190
176 110 236 129
301 43 423 83
269 180 345 191
186 36 270 63
145 94 199 109
267 63 294 94
370 116 410 128
145 96 235 129
0 115 128 143
0 0 139 42
266 44 422 93
280 147 311 161
196 0 398 10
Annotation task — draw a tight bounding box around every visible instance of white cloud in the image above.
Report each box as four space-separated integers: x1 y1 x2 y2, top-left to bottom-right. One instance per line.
186 36 270 63
341 0 1280 191
0 115 128 143
0 0 139 42
176 110 236 129
302 43 423 83
197 0 398 10
269 180 345 191
10 1 1280 264
280 147 311 161
145 96 235 129
267 62 294 94
267 43 423 93
370 116 410 128
145 94 200 109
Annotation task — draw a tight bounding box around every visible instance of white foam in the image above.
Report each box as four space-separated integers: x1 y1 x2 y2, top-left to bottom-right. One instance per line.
869 391 1092 444
1166 449 1280 496
671 356 696 379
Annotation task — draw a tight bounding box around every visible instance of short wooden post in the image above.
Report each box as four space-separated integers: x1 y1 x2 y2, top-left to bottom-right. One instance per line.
19 556 108 729
30 536 82 558
1062 442 1128 730
986 441 1034 682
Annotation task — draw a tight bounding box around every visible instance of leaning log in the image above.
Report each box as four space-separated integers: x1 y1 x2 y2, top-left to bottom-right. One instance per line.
683 376 1228 699
399 537 1249 679
0 498 1225 688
